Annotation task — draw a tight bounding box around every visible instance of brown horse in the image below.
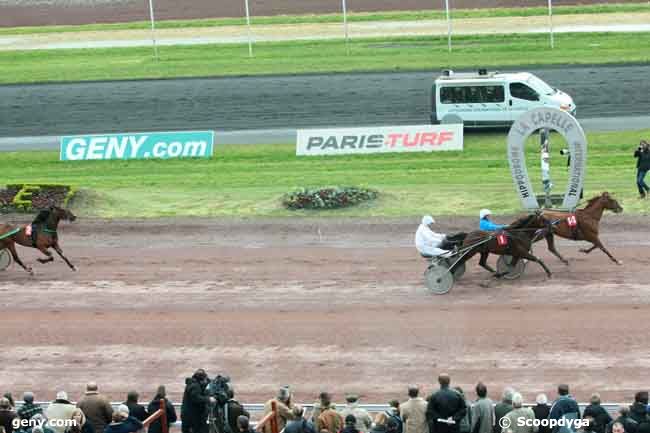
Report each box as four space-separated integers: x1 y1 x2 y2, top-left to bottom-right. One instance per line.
450 212 554 279
541 192 623 265
0 206 77 274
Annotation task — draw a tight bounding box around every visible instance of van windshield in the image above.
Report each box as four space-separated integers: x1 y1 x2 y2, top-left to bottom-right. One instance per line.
527 76 555 95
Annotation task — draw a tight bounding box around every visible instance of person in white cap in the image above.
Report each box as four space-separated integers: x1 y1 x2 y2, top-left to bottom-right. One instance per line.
46 391 76 433
479 209 505 232
415 215 450 258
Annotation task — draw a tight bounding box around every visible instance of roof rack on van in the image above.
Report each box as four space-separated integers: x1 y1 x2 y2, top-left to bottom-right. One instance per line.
436 69 502 80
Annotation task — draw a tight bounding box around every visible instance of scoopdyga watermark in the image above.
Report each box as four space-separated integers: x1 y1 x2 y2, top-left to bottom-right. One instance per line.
507 107 587 211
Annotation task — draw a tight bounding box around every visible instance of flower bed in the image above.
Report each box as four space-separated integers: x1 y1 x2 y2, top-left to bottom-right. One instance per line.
0 184 76 214
282 186 378 210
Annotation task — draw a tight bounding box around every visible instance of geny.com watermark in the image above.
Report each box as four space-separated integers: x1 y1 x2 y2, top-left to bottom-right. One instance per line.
13 418 78 430
499 416 588 431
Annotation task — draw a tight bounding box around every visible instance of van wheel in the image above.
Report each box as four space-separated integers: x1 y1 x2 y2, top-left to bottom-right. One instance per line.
441 114 463 125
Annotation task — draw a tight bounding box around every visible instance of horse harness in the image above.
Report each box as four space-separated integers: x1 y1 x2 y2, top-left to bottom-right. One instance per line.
28 223 57 247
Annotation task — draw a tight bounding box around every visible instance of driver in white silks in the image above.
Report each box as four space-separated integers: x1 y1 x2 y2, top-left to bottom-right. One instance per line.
415 215 453 258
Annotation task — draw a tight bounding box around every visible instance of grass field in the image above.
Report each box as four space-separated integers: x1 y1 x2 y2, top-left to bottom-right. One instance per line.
2 32 650 84
0 3 648 35
1 130 648 218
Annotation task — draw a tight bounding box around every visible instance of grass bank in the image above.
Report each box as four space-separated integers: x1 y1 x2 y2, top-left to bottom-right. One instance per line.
1 130 648 218
0 3 648 35
2 32 650 84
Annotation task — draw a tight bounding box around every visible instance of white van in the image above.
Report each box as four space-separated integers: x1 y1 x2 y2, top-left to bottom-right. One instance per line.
431 70 576 128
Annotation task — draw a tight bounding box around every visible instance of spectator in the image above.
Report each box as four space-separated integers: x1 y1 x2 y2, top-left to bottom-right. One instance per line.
611 423 626 433
0 398 17 433
582 417 600 433
146 386 177 433
64 409 94 433
549 385 580 433
237 416 254 433
315 393 342 433
502 393 537 433
181 370 212 433
637 408 650 433
533 395 551 433
262 386 295 433
401 386 429 433
78 383 113 433
46 392 77 433
342 416 360 433
371 414 389 433
18 393 43 421
340 395 372 433
31 414 56 433
583 394 612 433
634 140 650 199
452 388 471 433
104 405 143 433
284 406 316 433
494 389 514 433
224 387 249 433
388 419 401 433
123 392 147 423
471 382 494 433
607 408 638 433
386 401 403 433
630 393 649 425
2 396 14 410
426 374 467 433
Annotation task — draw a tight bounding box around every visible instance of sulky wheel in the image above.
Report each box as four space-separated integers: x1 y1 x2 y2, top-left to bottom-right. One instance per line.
496 255 526 280
424 262 454 295
0 249 12 271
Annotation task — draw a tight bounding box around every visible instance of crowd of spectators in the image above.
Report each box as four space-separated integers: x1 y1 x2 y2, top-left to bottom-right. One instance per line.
1 373 649 433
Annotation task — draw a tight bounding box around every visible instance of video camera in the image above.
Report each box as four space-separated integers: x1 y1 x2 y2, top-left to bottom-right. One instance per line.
206 375 233 433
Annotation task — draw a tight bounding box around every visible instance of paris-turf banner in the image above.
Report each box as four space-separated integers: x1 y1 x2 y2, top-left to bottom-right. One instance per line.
60 131 214 161
296 124 463 156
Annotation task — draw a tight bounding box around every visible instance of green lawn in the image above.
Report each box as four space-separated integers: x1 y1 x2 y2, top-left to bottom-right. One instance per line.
0 3 648 35
1 130 648 218
2 32 650 84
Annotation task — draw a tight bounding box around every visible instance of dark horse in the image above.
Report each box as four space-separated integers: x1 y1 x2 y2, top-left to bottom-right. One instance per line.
0 206 77 274
449 213 554 279
541 191 624 264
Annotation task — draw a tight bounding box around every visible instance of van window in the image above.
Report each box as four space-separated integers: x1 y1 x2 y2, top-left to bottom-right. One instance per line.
510 82 539 101
440 85 505 104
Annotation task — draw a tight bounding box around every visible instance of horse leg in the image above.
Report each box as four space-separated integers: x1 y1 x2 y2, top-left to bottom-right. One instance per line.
545 233 569 265
589 238 622 265
53 242 76 271
37 247 54 264
478 251 497 274
518 251 552 278
579 244 598 254
7 242 32 275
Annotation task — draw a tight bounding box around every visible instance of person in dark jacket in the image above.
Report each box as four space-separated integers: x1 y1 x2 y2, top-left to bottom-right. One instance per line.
634 140 650 198
147 386 177 433
17 393 43 421
494 388 514 433
583 394 612 433
224 389 249 433
0 398 18 433
284 406 316 433
607 407 638 433
549 385 580 433
124 392 148 423
637 406 650 433
426 374 467 433
630 392 649 425
533 394 551 433
236 416 255 433
386 401 403 433
104 405 143 433
181 370 214 433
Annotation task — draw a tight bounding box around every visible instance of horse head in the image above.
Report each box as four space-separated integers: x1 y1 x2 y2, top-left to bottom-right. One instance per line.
49 206 77 222
600 192 623 214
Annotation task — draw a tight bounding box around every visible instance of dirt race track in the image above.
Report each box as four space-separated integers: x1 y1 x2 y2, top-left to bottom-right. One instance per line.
1 215 649 405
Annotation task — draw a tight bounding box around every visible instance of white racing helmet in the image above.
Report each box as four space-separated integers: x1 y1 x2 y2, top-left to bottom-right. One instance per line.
422 215 435 226
479 209 492 219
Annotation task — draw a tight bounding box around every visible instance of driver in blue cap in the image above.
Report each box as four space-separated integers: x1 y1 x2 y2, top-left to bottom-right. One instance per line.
479 209 506 232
